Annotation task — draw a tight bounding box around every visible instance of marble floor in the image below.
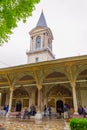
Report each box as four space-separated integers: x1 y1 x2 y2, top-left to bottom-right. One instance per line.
0 116 65 130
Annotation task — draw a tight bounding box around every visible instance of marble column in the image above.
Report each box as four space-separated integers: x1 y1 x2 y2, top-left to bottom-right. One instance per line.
71 82 78 114
41 91 44 111
6 87 14 117
35 85 42 119
37 89 41 112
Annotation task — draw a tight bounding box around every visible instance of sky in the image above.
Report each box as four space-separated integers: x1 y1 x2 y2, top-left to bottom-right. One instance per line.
0 0 87 68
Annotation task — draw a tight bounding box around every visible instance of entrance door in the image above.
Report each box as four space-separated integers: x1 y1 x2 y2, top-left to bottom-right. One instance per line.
56 100 63 112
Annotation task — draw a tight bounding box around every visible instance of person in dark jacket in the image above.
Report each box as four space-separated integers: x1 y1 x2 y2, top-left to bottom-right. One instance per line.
4 105 9 115
43 105 47 116
78 105 83 115
48 106 51 118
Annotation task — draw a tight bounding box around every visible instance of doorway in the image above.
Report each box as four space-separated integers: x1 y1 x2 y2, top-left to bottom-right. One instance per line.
56 100 64 112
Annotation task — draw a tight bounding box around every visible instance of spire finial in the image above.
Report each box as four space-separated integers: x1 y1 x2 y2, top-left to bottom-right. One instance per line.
36 10 47 27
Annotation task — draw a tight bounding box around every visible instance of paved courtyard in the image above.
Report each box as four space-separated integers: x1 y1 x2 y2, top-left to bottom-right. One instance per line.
0 116 66 130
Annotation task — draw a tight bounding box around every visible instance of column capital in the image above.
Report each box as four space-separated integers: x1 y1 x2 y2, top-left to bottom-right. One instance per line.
10 87 14 92
70 80 76 88
37 84 42 90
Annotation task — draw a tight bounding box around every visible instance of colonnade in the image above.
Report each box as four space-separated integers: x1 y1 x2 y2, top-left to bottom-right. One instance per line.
6 81 78 119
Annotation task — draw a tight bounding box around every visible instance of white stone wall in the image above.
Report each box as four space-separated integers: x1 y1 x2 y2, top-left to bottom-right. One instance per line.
28 51 53 63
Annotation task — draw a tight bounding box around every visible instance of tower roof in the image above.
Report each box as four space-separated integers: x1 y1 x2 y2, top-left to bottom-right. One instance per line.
36 11 47 27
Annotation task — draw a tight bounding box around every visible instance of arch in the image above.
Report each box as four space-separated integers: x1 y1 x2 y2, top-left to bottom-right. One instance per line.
43 71 69 84
34 65 70 84
46 85 72 97
12 87 30 109
13 72 35 85
13 87 29 98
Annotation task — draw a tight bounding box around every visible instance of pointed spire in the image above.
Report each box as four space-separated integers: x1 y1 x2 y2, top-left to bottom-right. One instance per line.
36 11 48 27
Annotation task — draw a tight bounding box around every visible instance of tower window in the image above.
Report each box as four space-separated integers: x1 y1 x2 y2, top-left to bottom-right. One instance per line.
36 36 41 49
35 57 39 62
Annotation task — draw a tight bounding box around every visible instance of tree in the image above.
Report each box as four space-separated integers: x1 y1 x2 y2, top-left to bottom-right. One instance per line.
0 0 40 45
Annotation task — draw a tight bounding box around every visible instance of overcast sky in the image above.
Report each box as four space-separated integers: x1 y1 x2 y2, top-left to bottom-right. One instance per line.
0 0 87 68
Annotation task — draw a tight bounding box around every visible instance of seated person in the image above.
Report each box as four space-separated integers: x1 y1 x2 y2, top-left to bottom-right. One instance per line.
29 104 36 116
23 109 29 119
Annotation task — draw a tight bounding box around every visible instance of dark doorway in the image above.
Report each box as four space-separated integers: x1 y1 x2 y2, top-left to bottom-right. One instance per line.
56 100 63 113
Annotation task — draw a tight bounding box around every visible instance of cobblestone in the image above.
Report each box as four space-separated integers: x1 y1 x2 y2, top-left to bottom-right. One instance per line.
0 117 66 130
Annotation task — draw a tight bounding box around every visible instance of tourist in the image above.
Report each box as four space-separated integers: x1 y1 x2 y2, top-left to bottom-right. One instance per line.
30 104 36 116
43 105 47 116
23 108 29 119
63 104 68 119
4 105 9 115
48 106 51 118
78 105 83 115
83 106 87 118
57 107 62 119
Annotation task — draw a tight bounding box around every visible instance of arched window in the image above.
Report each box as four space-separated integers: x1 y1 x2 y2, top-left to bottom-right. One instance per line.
36 36 41 49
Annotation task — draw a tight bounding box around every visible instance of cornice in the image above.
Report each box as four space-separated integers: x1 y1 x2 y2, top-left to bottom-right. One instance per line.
0 55 87 74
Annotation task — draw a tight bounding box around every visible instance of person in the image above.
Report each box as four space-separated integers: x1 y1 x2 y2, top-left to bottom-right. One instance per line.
57 107 62 118
5 105 9 113
78 105 83 115
30 104 36 116
63 104 68 119
43 105 47 116
66 104 71 118
4 105 9 115
83 106 87 118
48 106 51 118
23 108 29 119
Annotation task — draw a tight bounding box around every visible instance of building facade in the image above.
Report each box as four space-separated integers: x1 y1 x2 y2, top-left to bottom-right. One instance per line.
0 12 87 118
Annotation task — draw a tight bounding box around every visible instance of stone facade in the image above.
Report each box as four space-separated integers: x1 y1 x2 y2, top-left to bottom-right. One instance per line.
0 12 87 118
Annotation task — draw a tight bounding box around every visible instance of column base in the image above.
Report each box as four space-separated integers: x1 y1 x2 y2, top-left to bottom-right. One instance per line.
35 112 42 120
6 111 10 118
73 112 79 118
73 111 79 115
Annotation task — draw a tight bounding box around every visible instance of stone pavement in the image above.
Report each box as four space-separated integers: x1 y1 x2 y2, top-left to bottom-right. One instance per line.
0 116 66 130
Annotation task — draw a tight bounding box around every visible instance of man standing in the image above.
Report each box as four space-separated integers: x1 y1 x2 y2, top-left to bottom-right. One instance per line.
43 105 47 116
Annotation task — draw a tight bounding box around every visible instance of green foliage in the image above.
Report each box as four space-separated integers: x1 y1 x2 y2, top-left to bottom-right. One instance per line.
70 118 87 130
0 0 40 44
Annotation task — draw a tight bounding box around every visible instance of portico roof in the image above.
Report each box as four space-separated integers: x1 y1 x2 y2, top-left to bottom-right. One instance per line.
0 55 87 91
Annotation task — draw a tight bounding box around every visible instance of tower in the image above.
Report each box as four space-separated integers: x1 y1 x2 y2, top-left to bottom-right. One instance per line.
26 11 55 63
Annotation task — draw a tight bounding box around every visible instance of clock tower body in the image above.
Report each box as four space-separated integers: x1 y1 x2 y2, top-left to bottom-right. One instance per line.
26 11 55 63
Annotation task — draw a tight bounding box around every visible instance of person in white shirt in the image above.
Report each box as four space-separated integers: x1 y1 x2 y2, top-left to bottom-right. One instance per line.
83 106 87 118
